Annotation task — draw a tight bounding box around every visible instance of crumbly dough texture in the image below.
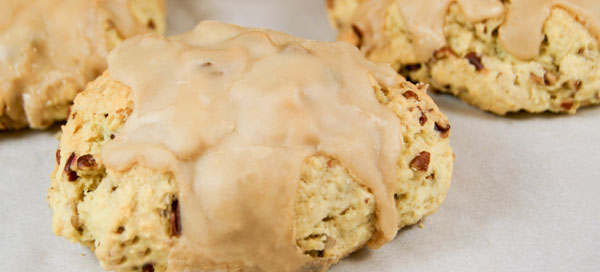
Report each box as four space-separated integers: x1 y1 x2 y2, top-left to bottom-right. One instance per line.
48 67 452 271
329 0 600 114
0 0 165 130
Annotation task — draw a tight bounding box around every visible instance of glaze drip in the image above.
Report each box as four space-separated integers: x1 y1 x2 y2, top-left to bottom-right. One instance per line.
350 0 600 61
396 0 503 62
500 0 600 59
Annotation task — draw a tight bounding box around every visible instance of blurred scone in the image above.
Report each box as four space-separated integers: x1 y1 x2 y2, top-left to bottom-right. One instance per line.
47 21 453 272
328 0 600 114
0 0 165 130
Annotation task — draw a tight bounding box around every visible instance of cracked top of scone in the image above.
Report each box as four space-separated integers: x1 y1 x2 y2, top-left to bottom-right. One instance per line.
0 0 165 130
48 21 453 272
329 0 600 114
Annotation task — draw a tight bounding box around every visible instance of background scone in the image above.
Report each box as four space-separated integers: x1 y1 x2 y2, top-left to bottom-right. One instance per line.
0 0 165 130
328 0 600 115
48 21 453 271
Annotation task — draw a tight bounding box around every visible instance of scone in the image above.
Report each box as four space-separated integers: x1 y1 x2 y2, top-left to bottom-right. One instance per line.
47 21 453 272
0 0 165 130
328 0 600 114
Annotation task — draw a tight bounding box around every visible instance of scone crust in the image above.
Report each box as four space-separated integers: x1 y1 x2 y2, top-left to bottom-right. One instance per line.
329 0 600 114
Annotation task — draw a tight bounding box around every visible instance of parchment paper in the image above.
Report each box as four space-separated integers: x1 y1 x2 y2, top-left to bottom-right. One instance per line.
1 1 599 271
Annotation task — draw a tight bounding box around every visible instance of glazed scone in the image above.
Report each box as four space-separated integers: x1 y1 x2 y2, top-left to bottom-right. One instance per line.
48 21 453 272
0 0 165 130
328 0 600 114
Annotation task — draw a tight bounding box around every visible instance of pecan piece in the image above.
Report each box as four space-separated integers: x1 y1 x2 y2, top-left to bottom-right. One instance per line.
326 159 334 168
65 171 78 182
434 121 451 138
77 154 97 170
433 47 456 59
530 73 543 85
418 107 427 126
147 19 156 30
544 71 558 85
410 151 430 172
142 264 154 272
170 199 182 236
64 153 78 181
402 90 419 100
465 52 484 71
55 149 61 164
419 114 427 126
560 101 574 110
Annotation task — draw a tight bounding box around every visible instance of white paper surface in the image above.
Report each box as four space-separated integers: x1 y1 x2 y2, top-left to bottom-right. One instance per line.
1 1 599 271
